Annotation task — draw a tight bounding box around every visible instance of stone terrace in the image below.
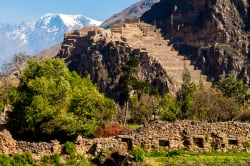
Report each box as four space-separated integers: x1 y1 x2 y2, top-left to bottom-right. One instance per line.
110 22 211 94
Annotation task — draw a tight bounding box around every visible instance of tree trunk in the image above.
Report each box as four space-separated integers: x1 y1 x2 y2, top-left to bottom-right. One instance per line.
124 101 128 125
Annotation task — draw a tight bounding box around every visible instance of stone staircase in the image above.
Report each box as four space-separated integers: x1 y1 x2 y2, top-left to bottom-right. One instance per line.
111 22 212 94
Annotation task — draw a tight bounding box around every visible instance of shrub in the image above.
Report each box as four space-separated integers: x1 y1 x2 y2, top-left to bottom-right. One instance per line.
52 153 61 164
94 123 123 138
63 141 76 155
12 153 35 165
132 147 145 162
167 150 181 157
42 155 51 163
243 141 250 148
185 89 240 122
0 155 12 166
159 93 181 121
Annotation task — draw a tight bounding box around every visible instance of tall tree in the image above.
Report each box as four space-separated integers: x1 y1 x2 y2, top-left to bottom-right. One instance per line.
8 58 116 141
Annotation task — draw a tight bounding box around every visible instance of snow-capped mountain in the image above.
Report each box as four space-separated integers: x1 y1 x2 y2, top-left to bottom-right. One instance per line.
0 13 102 65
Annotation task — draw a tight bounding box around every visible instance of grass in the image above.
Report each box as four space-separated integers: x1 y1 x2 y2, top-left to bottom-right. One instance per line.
127 124 141 130
144 150 250 166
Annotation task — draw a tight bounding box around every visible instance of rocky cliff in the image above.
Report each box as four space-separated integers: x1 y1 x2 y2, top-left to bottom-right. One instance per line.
141 0 250 83
57 22 211 99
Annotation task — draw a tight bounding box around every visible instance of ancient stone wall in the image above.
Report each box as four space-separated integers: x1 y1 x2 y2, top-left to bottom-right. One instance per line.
1 121 250 160
58 25 171 99
58 22 211 96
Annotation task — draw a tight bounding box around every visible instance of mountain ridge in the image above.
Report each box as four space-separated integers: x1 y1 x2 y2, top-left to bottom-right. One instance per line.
100 0 160 29
0 13 101 65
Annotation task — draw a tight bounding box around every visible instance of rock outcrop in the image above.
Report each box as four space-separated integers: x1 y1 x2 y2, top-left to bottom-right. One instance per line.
58 21 211 98
141 0 250 83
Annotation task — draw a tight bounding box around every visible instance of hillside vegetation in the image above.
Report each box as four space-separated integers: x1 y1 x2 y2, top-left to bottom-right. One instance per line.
0 56 248 143
6 58 116 141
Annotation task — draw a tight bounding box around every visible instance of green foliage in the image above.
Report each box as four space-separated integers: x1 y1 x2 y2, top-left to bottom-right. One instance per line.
243 140 250 148
129 94 161 124
0 153 91 166
186 89 240 122
119 57 154 105
63 141 76 155
177 82 197 114
216 75 250 106
8 58 116 140
177 65 198 115
166 150 181 157
159 93 181 121
0 153 35 166
132 147 145 162
146 148 167 157
0 155 12 166
145 151 250 166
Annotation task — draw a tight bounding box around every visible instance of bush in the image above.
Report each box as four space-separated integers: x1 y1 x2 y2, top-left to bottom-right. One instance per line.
132 147 145 162
0 155 12 166
94 123 123 138
185 89 240 122
167 150 181 157
159 93 181 121
63 141 76 155
243 141 250 148
42 155 51 163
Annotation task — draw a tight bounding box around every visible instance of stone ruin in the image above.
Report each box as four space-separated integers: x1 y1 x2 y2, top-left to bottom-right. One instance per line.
58 21 212 96
1 120 250 161
122 120 250 152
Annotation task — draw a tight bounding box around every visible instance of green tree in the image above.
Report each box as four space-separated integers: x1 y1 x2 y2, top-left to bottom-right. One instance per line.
186 89 240 122
119 57 154 124
216 75 250 106
129 93 161 124
159 93 181 121
8 58 116 141
176 65 197 115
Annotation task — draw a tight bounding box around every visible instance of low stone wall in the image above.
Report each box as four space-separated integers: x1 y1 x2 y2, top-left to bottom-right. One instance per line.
1 120 250 160
124 120 250 152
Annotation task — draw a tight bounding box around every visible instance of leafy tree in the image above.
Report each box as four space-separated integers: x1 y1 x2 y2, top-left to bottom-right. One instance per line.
129 93 161 124
185 89 240 122
119 57 155 124
176 65 197 115
0 53 31 113
216 75 250 106
8 58 116 141
159 93 181 121
1 52 30 80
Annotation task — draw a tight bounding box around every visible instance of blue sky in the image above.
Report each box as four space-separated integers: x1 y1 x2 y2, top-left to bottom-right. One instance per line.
0 0 139 24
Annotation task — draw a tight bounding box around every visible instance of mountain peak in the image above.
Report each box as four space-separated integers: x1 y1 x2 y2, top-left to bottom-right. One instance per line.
39 13 102 28
0 13 102 64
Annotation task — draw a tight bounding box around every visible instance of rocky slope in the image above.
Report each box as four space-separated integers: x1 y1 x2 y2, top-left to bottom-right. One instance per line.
57 22 211 99
141 0 250 84
100 0 160 29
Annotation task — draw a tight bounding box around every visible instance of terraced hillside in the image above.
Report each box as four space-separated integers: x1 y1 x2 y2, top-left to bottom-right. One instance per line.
58 21 211 98
110 21 211 93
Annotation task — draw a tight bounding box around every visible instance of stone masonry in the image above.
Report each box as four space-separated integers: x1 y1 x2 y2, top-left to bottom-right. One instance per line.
1 120 250 160
58 21 211 96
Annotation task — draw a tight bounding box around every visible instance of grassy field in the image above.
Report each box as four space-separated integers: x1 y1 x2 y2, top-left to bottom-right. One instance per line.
144 150 250 166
